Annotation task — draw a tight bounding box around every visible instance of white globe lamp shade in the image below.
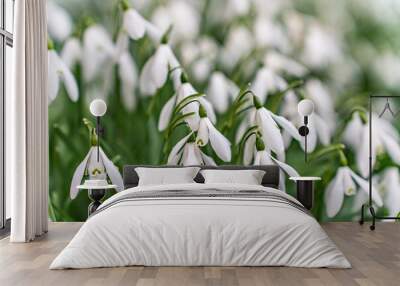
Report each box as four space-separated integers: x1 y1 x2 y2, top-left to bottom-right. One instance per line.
90 99 107 117
298 99 314 116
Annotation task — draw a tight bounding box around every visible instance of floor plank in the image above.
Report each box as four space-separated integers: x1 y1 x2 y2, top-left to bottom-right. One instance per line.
0 222 399 286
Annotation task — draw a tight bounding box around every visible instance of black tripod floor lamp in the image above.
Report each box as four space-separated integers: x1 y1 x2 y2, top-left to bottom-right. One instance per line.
359 95 400 230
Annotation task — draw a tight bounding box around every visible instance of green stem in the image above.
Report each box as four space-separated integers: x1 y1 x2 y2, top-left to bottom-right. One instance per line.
308 144 346 162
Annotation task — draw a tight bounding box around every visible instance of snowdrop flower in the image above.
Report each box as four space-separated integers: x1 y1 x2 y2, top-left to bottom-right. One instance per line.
324 166 383 218
118 52 138 111
283 11 306 48
207 72 239 113
251 67 287 103
302 22 342 68
252 136 300 177
343 112 364 151
122 7 146 40
112 8 146 61
305 79 335 129
344 113 400 178
264 51 308 77
151 0 200 42
225 0 250 18
167 133 216 166
254 17 290 52
82 25 115 82
158 74 216 131
180 37 218 82
380 168 400 217
372 52 400 89
248 96 301 158
61 37 82 69
196 106 231 162
81 24 139 109
70 147 124 199
48 43 79 104
139 44 179 96
47 2 72 42
220 26 253 71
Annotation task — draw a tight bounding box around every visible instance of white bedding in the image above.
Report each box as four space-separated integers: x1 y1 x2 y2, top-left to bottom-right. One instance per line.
50 183 351 269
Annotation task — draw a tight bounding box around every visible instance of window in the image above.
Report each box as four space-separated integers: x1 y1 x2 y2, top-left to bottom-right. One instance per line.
0 0 14 232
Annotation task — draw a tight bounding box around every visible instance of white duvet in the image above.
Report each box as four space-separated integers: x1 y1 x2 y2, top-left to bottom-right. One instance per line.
50 183 351 269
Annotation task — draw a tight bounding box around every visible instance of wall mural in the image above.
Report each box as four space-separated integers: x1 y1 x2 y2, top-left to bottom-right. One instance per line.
48 0 400 222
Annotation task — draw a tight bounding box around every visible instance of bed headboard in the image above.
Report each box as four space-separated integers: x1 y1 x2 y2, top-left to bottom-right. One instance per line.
123 165 280 189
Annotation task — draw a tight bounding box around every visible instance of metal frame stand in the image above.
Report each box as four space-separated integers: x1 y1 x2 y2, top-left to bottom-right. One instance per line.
359 95 400 230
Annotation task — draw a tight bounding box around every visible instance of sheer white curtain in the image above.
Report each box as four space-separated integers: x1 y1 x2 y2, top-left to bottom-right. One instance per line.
7 0 48 242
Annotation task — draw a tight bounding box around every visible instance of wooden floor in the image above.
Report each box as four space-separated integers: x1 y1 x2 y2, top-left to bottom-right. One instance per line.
0 222 399 286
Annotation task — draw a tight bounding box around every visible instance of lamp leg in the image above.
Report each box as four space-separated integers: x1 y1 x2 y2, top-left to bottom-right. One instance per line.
97 116 100 162
305 133 307 163
359 203 365 225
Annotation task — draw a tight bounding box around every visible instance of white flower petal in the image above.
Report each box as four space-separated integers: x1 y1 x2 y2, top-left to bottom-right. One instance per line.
177 82 197 100
58 58 79 102
182 143 202 165
151 45 170 88
167 132 193 164
243 134 256 165
158 95 176 131
61 37 82 69
383 168 400 217
83 25 115 82
119 52 138 111
269 154 300 177
48 51 60 104
206 119 231 162
199 98 216 123
99 147 124 191
349 169 383 207
325 168 345 217
270 112 301 141
70 148 93 199
343 113 363 149
201 151 216 166
253 151 262 165
207 72 230 113
314 114 331 145
139 57 158 96
381 133 400 165
114 32 129 62
356 124 371 178
123 9 146 40
47 2 72 42
196 118 209 146
256 108 285 157
342 168 356 196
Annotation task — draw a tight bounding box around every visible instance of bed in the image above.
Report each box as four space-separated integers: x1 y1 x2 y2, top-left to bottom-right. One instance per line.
50 165 351 269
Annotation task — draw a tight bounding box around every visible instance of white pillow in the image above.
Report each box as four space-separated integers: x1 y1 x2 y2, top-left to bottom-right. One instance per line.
200 169 266 185
135 167 201 186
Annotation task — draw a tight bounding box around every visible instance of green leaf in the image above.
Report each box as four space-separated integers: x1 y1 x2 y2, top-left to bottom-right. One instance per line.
173 93 204 115
167 112 196 137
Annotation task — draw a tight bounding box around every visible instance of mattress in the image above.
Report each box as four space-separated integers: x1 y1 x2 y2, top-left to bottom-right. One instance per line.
50 183 351 269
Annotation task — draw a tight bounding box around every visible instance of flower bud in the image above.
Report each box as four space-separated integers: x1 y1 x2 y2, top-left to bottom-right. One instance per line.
256 136 265 151
199 105 207 118
253 95 262 109
180 72 189 83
